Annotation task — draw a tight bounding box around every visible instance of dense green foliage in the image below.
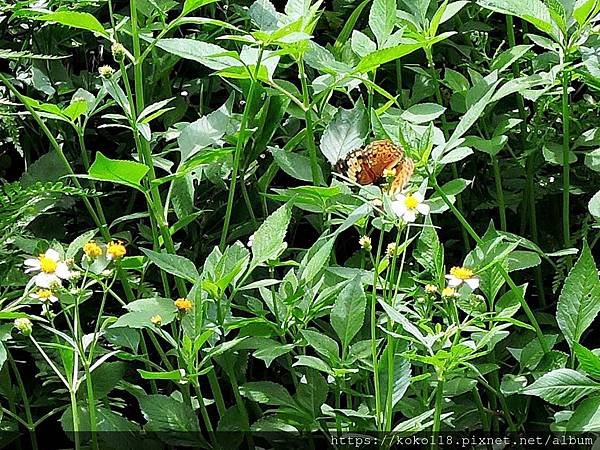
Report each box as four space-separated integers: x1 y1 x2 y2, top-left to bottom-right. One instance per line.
1 0 600 448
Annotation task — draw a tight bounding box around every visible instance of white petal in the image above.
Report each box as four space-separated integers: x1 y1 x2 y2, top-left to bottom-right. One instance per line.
466 278 480 290
55 263 71 280
391 201 407 217
49 295 58 303
34 273 60 288
403 210 417 223
447 276 462 287
417 203 430 215
395 193 407 202
24 258 40 268
45 249 60 262
413 191 424 202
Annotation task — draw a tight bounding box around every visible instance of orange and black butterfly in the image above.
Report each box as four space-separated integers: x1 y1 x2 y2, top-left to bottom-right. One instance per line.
334 139 414 195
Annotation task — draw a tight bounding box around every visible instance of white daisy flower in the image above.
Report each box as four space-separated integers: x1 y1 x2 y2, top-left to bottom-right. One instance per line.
24 249 71 288
445 266 480 290
391 191 430 223
30 288 58 303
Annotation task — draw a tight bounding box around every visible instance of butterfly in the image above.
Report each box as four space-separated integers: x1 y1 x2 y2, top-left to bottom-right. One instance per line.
334 139 414 195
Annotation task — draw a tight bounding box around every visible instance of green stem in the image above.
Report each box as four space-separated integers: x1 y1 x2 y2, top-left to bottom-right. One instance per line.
8 354 38 450
69 389 80 450
491 156 507 231
207 370 226 418
561 67 572 266
83 364 99 450
298 58 321 185
431 376 444 450
220 48 264 250
370 228 385 430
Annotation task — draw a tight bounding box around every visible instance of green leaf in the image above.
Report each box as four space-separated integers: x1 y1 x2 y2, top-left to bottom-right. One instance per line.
401 103 446 124
369 0 396 47
251 203 292 265
38 11 109 37
240 381 295 406
271 147 323 183
302 329 340 363
331 276 366 350
567 396 600 431
574 343 600 379
295 370 328 418
0 342 6 371
523 368 600 406
156 39 239 70
141 248 199 283
182 0 219 16
88 152 149 191
299 235 336 283
507 250 542 272
556 243 600 349
136 394 203 446
320 99 368 165
111 297 178 329
249 0 279 31
354 41 428 73
477 0 560 40
138 369 186 380
378 341 411 408
66 229 96 260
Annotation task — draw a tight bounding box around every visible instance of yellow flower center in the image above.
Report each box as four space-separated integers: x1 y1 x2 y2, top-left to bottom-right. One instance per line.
174 298 193 312
38 255 57 273
83 241 103 259
107 241 126 259
441 287 456 298
37 289 53 300
450 266 474 280
150 315 162 325
404 195 419 210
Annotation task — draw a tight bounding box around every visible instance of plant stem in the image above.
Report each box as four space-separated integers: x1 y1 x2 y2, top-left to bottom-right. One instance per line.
8 354 38 450
370 228 385 430
220 48 264 250
491 156 507 231
83 364 99 450
298 58 322 185
431 376 444 450
561 67 572 267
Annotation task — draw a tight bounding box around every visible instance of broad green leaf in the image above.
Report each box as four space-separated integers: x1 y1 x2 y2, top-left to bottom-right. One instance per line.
507 250 542 272
477 0 560 40
295 370 328 418
378 341 411 408
88 152 148 190
38 11 108 37
66 229 96 260
491 44 533 73
251 203 292 265
271 147 323 182
111 297 178 329
351 30 377 57
136 394 202 446
249 0 279 31
331 276 366 350
523 368 600 406
319 99 368 165
141 248 200 283
156 39 239 70
138 369 186 380
354 42 428 73
556 243 600 349
299 235 335 283
401 103 446 124
574 343 600 379
573 0 599 25
567 396 600 431
240 381 294 406
302 329 340 363
369 0 396 47
182 0 219 16
0 342 6 371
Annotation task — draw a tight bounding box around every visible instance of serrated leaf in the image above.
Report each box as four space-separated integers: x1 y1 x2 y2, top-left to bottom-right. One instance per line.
319 99 368 165
556 243 600 349
331 276 366 350
88 152 148 190
251 203 292 265
141 248 199 282
523 368 600 406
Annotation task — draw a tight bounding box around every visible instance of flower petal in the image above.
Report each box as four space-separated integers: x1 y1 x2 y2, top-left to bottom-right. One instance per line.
391 201 407 217
34 273 60 288
417 203 430 215
55 263 71 280
24 258 40 268
466 277 480 290
45 249 60 262
403 210 417 223
447 276 462 287
413 191 424 202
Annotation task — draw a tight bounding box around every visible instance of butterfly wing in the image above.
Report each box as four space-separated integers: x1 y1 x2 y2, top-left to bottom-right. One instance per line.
389 156 414 195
